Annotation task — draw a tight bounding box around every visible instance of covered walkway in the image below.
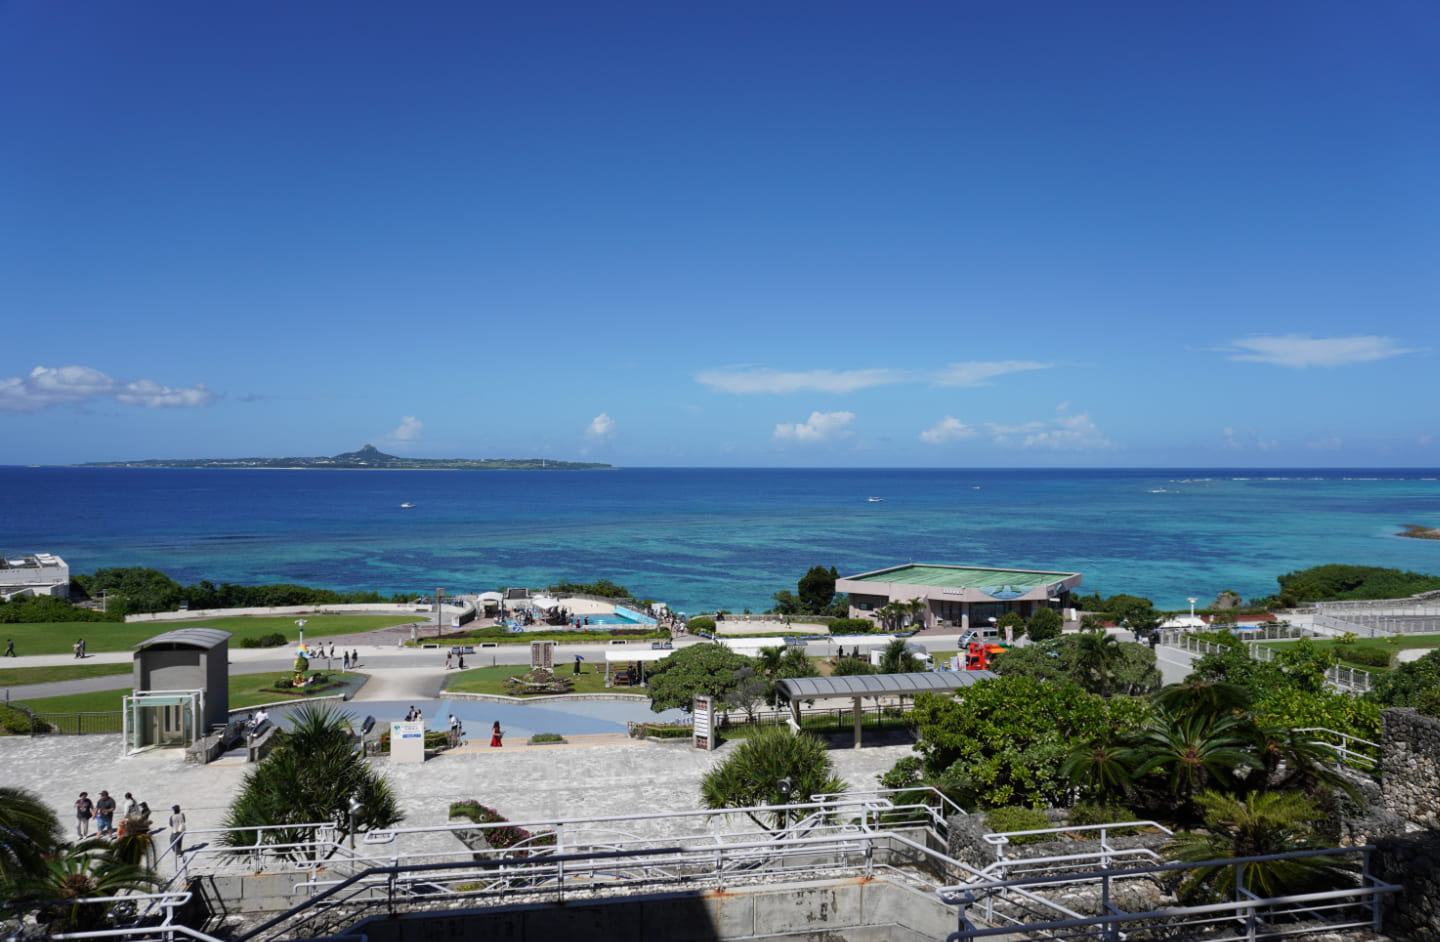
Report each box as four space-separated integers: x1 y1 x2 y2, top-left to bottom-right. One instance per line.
775 670 997 748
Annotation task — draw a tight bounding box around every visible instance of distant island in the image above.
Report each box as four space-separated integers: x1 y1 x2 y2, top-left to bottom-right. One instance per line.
75 444 614 471
1398 524 1440 541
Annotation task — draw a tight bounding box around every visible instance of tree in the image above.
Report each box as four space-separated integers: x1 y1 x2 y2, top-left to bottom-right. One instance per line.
13 839 160 934
1107 594 1161 634
996 612 1025 637
1131 710 1260 808
646 643 755 713
1272 638 1339 694
992 636 1161 697
724 667 769 722
0 786 64 899
1371 648 1440 708
1167 790 1354 903
877 638 921 674
875 598 926 633
222 705 403 849
1072 630 1123 696
796 566 839 615
1026 607 1064 642
831 656 874 676
699 726 846 830
769 590 801 616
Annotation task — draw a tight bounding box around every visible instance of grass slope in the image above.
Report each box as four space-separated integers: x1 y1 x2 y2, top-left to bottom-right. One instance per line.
0 614 415 656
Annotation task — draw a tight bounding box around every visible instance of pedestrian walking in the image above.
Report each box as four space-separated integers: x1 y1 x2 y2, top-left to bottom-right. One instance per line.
448 714 460 747
80 638 86 657
73 639 82 659
457 654 465 670
445 652 453 670
75 792 94 838
350 649 358 666
169 805 187 857
3 639 14 656
490 720 503 748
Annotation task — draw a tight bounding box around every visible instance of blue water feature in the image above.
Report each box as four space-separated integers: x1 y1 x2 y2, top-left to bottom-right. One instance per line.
261 698 688 739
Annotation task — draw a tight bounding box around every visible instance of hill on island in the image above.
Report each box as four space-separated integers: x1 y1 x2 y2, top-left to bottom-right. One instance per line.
76 444 612 471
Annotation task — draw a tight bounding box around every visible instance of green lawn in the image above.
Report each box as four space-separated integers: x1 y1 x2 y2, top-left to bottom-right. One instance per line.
0 662 133 686
0 614 417 656
445 664 632 696
11 670 370 714
1259 634 1440 672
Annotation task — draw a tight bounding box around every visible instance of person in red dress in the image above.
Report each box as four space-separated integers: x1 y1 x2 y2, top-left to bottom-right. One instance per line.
490 721 503 748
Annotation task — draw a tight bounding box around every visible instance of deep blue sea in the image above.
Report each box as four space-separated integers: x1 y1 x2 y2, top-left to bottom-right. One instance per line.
3 467 1440 613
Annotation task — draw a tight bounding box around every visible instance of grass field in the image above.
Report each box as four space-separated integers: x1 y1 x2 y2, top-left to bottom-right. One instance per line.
1259 634 1440 672
445 665 624 696
0 662 133 687
0 615 417 656
11 670 371 714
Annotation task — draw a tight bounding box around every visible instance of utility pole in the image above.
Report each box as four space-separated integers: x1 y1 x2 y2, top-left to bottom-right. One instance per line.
436 587 446 640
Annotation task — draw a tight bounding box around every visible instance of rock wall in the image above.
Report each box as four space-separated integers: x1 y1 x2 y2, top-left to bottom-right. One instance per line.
1381 708 1440 828
1374 830 1440 942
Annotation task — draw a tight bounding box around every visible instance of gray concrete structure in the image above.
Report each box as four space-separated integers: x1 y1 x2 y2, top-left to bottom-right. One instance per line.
0 552 69 599
132 627 232 732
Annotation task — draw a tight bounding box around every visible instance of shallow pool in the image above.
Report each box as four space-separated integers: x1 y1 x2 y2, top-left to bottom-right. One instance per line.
262 697 688 740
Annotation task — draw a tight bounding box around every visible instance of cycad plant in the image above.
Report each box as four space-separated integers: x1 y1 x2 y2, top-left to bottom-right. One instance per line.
700 725 846 830
15 839 160 934
1168 790 1354 902
0 785 64 898
1133 710 1260 808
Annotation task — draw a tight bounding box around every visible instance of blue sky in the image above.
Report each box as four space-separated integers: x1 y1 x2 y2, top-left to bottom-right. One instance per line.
3 1 1436 467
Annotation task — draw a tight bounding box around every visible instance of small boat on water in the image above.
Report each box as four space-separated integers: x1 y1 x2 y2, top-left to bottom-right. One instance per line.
866 497 884 502
400 502 416 509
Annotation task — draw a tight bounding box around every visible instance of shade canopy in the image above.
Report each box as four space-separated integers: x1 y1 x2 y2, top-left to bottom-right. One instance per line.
775 669 996 703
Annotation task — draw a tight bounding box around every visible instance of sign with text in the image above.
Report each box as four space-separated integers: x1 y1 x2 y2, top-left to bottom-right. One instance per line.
531 641 554 670
390 721 425 764
693 695 714 751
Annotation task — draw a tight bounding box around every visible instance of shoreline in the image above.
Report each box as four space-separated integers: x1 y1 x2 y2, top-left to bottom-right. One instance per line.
1399 524 1440 541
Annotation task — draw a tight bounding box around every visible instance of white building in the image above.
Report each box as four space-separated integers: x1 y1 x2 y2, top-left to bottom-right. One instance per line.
0 553 70 600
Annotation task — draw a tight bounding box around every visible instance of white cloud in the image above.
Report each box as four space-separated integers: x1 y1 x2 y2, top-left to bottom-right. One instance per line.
1308 435 1343 451
931 404 1111 451
0 365 213 413
1219 335 1420 368
773 411 855 442
932 360 1052 387
919 416 976 444
586 413 616 439
390 416 423 441
697 368 906 395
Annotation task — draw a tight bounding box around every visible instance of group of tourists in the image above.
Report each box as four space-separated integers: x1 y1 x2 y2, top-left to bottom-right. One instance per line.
73 790 186 853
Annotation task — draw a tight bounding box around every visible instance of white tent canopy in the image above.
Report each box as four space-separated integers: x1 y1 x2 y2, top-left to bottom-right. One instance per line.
531 595 561 610
477 592 504 603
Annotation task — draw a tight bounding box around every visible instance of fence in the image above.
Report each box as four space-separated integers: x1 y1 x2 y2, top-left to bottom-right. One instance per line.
6 706 124 735
1160 633 1373 695
1314 609 1440 637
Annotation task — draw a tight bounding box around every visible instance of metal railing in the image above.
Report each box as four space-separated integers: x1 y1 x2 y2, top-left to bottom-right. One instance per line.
980 820 1175 881
1314 606 1440 637
8 708 125 735
1295 727 1382 770
1161 634 1374 695
941 845 1399 942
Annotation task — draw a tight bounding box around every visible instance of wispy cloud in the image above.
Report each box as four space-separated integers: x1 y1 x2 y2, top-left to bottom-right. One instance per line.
1221 426 1278 452
1308 435 1343 451
932 360 1052 387
774 411 855 442
586 413 616 439
0 365 213 413
919 416 976 444
921 404 1111 451
697 368 906 395
1218 335 1420 368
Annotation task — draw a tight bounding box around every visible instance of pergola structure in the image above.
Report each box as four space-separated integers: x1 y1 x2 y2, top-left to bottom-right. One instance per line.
774 670 997 748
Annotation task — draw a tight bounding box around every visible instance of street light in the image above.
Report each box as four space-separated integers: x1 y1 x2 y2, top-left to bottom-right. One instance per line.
347 795 366 849
1187 597 1199 621
295 619 308 644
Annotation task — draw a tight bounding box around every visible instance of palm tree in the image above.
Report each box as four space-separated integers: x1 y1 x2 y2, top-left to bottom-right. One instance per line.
877 638 921 674
15 839 160 934
1072 630 1122 695
222 704 403 850
0 786 64 898
1167 790 1354 902
700 726 847 830
1152 680 1253 722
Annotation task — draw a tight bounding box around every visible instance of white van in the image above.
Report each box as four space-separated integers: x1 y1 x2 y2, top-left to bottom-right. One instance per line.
958 627 1002 646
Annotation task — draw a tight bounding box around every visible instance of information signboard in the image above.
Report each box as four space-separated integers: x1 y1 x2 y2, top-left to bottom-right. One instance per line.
390 721 425 764
531 641 554 670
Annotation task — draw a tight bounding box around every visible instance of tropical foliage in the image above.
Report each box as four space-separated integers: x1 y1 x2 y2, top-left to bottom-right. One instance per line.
7 838 159 934
699 726 846 830
1025 607 1063 641
222 704 403 848
646 643 755 712
991 635 1161 696
0 786 64 897
1167 790 1354 902
1273 564 1440 606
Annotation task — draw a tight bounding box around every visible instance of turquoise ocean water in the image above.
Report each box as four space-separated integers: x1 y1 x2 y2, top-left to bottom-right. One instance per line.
2 467 1439 613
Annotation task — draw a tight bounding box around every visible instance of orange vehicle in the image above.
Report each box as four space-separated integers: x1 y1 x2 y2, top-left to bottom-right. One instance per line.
964 641 1008 671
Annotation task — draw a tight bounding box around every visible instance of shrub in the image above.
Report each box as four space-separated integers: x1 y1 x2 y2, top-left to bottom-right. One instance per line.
1068 800 1138 830
828 618 876 634
984 806 1053 844
879 756 923 790
1340 647 1392 668
240 632 288 649
1193 631 1241 649
449 800 556 851
529 732 566 744
1026 607 1064 642
1417 687 1440 719
687 617 716 632
0 703 51 734
831 657 874 676
1337 632 1358 645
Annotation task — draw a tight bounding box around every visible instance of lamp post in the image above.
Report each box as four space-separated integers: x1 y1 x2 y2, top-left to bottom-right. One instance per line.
295 619 307 644
1188 598 1198 623
435 588 445 640
347 796 366 849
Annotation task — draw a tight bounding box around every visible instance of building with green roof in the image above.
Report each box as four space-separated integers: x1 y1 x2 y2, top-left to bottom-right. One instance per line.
836 563 1082 631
